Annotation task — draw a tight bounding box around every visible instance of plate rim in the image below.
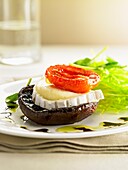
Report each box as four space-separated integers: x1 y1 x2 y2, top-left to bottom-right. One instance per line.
0 78 128 139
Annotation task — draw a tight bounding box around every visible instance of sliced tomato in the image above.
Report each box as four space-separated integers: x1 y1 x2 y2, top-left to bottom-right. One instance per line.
45 65 100 93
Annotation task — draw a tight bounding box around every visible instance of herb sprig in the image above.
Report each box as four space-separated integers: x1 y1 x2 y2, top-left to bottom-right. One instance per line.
5 78 32 111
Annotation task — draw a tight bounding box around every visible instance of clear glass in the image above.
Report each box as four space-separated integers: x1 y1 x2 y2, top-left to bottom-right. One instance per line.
0 0 41 65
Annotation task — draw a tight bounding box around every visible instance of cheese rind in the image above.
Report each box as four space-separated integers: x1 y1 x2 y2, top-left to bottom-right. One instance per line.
32 80 104 109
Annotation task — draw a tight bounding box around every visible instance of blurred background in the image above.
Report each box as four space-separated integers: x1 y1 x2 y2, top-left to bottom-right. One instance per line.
40 0 128 45
0 0 128 83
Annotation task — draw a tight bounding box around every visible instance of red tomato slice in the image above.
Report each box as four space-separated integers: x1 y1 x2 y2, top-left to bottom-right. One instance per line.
45 65 100 93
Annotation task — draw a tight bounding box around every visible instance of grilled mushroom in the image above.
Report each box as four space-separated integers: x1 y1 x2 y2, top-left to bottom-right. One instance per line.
18 85 98 125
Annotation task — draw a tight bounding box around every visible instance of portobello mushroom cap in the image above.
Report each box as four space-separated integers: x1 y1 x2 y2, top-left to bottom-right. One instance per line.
18 85 98 125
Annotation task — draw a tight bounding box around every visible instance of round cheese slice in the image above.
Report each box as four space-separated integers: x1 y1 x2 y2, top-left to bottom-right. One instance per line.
32 79 104 109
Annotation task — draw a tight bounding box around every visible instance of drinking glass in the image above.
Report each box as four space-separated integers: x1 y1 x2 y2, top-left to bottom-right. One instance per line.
0 0 41 65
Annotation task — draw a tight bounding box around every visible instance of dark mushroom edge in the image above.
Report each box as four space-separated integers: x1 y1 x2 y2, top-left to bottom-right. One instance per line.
18 85 98 125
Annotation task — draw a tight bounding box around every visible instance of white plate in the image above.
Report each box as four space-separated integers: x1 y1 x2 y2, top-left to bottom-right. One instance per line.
0 78 128 139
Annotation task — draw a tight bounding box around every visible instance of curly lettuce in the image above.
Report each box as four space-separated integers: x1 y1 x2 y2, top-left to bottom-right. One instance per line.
73 47 128 113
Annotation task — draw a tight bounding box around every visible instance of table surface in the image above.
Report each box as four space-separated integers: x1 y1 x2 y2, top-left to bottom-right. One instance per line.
0 45 128 170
